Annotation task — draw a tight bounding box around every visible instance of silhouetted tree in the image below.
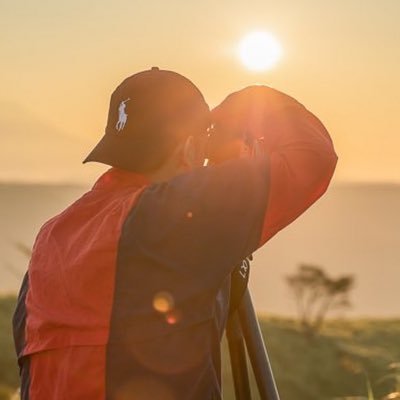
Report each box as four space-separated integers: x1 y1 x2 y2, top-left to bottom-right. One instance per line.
286 264 354 337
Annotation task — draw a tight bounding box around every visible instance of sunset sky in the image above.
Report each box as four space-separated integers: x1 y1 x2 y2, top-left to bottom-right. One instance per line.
1 0 399 184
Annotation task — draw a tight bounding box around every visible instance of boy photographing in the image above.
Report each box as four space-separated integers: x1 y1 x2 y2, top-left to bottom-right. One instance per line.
13 67 337 399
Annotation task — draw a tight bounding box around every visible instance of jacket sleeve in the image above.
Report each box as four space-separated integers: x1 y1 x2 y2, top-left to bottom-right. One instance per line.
256 101 338 246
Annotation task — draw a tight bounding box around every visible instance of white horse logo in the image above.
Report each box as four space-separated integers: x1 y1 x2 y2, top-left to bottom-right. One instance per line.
116 98 130 132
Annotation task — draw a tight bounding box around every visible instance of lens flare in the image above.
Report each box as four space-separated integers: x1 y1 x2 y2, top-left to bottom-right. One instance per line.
153 291 174 313
165 310 182 325
115 376 175 400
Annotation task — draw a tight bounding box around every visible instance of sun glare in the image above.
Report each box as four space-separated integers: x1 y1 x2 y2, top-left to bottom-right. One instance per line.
238 31 282 72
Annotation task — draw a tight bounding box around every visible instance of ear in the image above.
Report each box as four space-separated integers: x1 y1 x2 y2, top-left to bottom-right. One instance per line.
182 135 196 168
239 140 251 158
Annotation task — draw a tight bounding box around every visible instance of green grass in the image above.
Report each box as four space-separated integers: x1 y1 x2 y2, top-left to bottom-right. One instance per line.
1 296 399 399
222 317 400 399
0 296 19 400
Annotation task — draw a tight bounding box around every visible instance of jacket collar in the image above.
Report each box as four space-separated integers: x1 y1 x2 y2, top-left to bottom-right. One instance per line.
92 168 149 191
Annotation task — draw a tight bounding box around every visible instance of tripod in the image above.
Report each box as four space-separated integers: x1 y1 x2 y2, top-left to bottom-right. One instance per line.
226 289 280 400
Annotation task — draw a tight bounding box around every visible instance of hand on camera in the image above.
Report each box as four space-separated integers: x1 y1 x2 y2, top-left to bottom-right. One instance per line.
207 85 290 165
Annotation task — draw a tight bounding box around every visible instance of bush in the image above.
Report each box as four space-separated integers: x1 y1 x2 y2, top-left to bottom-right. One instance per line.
0 296 19 391
0 384 13 400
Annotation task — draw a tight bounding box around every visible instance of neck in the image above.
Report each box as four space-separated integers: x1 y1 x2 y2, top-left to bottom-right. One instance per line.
145 148 189 183
145 167 182 183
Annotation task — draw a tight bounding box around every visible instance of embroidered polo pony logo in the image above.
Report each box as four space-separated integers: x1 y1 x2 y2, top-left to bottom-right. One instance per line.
116 98 130 132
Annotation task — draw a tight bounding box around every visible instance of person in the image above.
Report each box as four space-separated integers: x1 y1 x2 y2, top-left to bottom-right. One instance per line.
13 67 337 400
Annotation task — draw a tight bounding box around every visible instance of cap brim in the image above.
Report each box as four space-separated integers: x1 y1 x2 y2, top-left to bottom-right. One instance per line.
83 133 119 167
83 128 170 172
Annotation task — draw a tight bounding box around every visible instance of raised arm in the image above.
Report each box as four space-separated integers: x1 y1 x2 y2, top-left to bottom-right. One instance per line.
210 85 338 247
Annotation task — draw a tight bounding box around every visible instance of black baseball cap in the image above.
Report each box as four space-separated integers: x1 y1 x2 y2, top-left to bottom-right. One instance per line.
83 67 210 172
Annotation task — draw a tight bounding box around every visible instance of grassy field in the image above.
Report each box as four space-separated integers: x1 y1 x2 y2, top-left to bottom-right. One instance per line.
222 317 400 399
0 296 19 400
1 295 399 399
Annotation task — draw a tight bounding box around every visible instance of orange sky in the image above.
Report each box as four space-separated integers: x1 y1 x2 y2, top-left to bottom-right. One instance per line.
1 0 399 183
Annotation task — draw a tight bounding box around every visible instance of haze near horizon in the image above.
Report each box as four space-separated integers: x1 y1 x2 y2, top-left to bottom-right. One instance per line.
1 0 399 184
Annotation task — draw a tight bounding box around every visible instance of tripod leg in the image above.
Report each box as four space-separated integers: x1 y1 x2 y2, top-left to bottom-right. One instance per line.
238 290 280 400
226 312 252 399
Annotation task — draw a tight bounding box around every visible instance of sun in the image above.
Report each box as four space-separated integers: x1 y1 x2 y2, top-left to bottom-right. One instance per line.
238 31 282 72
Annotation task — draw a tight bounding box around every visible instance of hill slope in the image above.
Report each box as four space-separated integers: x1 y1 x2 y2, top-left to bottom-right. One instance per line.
0 182 399 317
249 183 400 317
